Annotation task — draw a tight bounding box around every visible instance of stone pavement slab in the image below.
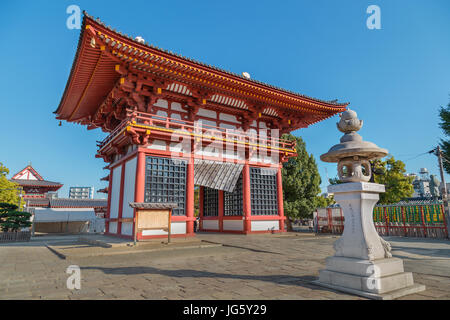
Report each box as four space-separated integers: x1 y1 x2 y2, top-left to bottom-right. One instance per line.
0 233 448 300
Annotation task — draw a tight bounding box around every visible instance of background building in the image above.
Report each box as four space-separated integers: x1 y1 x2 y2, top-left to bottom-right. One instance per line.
409 168 442 199
10 165 63 203
69 186 94 199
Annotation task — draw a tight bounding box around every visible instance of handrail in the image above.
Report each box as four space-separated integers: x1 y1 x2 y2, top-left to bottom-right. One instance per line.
97 109 297 151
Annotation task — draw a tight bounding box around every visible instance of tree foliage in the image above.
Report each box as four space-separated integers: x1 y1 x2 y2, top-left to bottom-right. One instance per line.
438 100 450 174
0 163 22 207
328 157 414 204
0 202 31 232
315 195 335 208
281 134 323 224
371 157 414 204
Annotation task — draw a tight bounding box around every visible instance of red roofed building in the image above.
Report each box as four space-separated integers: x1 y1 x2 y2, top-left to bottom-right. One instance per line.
55 12 348 240
10 165 63 202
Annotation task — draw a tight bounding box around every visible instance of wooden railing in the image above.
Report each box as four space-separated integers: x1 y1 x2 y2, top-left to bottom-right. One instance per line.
97 109 297 152
0 231 31 243
315 203 449 239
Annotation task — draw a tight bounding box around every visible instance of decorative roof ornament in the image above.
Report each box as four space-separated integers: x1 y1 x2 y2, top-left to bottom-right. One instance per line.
135 36 145 44
320 108 388 182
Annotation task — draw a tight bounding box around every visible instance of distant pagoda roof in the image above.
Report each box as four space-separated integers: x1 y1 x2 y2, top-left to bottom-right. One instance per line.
10 165 63 190
55 12 348 131
11 179 63 187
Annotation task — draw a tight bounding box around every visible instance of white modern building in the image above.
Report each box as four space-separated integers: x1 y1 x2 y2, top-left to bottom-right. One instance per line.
69 186 94 199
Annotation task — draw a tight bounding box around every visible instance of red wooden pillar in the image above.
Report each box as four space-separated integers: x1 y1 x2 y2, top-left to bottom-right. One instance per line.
133 151 146 239
218 190 224 232
383 207 389 236
117 162 126 235
186 156 195 235
199 186 204 231
276 166 285 232
401 206 407 237
105 167 113 234
420 206 427 237
243 163 252 233
327 208 333 234
442 204 449 238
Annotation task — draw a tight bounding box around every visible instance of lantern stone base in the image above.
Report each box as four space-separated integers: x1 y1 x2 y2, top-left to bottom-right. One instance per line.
313 256 426 300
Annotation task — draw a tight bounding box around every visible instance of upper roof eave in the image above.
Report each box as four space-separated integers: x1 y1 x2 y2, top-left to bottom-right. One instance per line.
55 12 348 119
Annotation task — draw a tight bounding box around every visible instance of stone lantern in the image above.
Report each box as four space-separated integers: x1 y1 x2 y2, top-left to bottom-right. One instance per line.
314 109 425 299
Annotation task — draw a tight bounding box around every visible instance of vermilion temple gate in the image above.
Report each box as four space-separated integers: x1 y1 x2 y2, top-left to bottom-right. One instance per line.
55 12 347 240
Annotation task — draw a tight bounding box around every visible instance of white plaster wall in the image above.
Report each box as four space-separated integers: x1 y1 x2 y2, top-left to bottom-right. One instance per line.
203 220 219 230
109 165 122 220
250 154 260 162
251 220 279 231
219 113 239 123
195 146 220 157
147 140 166 151
219 123 237 130
121 222 133 236
109 222 118 234
223 220 243 231
171 102 187 112
198 108 216 118
121 157 137 218
141 222 186 236
154 99 168 108
223 150 239 160
16 171 38 180
156 110 168 117
198 119 217 128
248 128 257 137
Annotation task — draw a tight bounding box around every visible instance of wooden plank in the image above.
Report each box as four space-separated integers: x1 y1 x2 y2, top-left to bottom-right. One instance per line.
137 209 170 230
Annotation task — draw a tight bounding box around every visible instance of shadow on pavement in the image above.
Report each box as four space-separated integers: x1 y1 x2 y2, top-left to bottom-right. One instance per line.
81 265 338 294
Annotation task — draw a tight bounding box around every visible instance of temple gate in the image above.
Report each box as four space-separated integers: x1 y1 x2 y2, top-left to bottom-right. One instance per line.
55 12 347 240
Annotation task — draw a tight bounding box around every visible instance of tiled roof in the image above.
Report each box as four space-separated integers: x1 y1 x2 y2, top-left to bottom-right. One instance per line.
49 198 107 208
194 159 243 192
27 198 50 207
129 202 178 209
11 179 63 187
83 12 348 106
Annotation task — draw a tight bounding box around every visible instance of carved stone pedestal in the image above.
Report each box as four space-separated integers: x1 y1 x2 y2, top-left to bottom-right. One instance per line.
313 182 425 300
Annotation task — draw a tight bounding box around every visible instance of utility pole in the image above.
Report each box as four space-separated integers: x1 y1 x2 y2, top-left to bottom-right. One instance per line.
435 146 450 239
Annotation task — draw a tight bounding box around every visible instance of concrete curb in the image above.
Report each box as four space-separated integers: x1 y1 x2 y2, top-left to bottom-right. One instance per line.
48 241 222 259
78 236 113 248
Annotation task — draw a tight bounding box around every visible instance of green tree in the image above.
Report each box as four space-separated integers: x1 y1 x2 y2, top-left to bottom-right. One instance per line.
282 134 322 230
0 202 31 232
371 157 414 204
194 186 199 217
0 163 22 207
315 195 335 208
328 157 414 204
328 177 342 185
438 99 450 174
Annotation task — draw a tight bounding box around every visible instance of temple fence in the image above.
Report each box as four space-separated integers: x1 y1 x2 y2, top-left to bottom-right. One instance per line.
315 203 448 239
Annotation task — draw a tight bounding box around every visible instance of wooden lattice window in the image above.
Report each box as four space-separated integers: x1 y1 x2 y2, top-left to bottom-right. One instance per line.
203 187 219 217
144 156 186 216
250 167 278 216
224 174 243 216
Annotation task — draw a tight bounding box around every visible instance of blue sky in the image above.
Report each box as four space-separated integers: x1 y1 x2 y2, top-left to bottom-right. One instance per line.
1 0 449 198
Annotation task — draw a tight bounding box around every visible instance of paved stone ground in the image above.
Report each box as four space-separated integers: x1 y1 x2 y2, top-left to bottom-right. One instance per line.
0 233 448 300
